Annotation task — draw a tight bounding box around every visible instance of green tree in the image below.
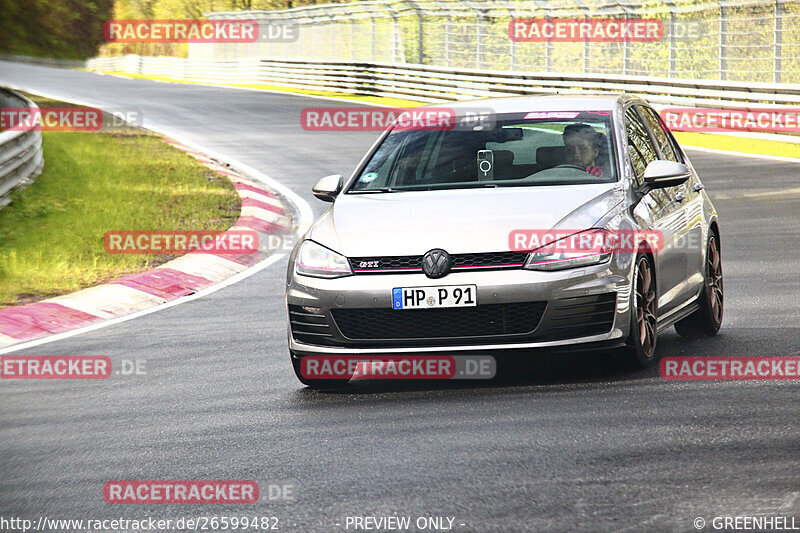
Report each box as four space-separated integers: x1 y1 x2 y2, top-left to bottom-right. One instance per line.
0 0 114 59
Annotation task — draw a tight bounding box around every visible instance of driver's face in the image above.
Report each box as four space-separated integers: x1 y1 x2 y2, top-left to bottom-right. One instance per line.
563 136 598 167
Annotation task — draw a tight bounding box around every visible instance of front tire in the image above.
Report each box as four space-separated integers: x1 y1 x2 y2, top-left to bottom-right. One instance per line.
619 254 659 368
675 234 723 338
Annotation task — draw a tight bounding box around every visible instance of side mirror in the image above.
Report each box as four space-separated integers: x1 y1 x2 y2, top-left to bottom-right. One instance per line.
312 174 343 202
641 160 691 193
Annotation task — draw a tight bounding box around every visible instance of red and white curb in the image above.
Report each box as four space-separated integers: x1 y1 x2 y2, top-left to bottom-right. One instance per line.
0 139 293 349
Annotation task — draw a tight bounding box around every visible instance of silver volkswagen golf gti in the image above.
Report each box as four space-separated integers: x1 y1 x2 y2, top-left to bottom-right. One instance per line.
286 95 723 386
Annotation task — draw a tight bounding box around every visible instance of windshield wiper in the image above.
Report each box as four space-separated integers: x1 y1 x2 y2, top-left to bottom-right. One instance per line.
351 187 399 194
353 182 499 193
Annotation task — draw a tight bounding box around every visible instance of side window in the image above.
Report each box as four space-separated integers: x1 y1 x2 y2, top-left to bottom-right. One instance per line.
625 107 658 186
637 106 679 162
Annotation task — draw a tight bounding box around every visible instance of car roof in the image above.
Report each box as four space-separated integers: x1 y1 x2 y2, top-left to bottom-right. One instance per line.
435 93 644 114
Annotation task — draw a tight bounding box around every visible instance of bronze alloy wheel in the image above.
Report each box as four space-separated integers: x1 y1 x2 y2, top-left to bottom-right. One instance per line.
675 233 724 338
635 256 657 358
618 253 659 368
707 235 724 324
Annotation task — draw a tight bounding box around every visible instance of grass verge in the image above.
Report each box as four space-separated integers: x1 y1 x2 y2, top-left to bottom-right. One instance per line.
0 94 241 307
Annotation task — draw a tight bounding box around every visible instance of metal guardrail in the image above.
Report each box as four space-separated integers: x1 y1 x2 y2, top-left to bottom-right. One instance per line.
0 88 44 207
87 54 800 110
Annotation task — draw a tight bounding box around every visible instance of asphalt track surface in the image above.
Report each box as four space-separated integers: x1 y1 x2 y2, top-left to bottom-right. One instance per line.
1 61 800 532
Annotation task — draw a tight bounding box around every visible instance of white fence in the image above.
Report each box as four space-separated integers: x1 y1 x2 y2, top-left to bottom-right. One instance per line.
197 0 800 84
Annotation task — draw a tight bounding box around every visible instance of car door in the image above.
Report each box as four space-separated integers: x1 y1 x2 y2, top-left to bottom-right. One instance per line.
624 106 686 316
636 104 704 303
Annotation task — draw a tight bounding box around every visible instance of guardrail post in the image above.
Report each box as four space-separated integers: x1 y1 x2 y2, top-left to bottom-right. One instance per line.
323 7 335 60
382 0 404 63
622 11 630 75
574 0 590 75
669 11 677 77
499 0 517 71
418 12 424 64
774 0 782 84
371 15 376 61
298 23 304 59
719 3 727 80
350 18 356 60
545 15 552 71
584 18 590 75
313 22 319 59
446 15 451 67
476 12 484 70
464 0 485 70
393 14 399 62
406 0 425 64
510 22 516 72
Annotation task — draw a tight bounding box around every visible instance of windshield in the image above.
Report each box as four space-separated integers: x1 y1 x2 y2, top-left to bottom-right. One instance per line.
348 111 618 193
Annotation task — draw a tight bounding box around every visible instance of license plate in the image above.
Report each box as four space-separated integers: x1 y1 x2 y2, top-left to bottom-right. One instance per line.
392 285 477 309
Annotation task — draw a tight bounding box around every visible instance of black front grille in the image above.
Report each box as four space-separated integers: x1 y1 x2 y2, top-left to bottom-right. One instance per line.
349 251 528 274
331 302 546 340
541 293 617 339
451 252 528 269
349 255 422 272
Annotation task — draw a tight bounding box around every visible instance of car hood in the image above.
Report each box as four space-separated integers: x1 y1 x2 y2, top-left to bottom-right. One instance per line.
309 183 624 257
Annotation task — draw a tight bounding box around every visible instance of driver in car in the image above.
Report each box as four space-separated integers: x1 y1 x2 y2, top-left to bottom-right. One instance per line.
562 123 605 177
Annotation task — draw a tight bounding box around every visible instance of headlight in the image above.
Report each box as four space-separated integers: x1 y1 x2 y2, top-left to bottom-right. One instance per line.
523 229 613 271
294 240 353 278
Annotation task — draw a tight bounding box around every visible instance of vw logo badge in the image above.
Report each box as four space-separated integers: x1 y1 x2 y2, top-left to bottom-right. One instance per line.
422 249 451 279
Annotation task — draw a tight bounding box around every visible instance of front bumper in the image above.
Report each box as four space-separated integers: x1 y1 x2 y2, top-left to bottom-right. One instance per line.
286 261 633 356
